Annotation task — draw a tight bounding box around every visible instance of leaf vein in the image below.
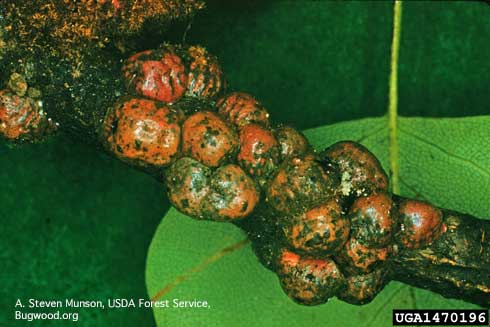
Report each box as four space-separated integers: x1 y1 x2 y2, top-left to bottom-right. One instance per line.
399 127 490 178
399 176 426 200
355 126 387 143
151 238 250 301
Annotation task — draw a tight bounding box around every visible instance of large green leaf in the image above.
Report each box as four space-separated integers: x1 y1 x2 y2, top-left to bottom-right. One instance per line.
146 116 489 327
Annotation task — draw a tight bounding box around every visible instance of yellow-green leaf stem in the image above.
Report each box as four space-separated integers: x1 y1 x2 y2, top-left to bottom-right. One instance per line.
388 0 403 194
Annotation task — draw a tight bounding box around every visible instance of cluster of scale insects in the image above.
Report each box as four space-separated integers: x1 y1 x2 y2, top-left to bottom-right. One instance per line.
0 43 446 306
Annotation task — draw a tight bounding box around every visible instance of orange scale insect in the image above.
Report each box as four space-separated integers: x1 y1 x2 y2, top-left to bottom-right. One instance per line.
216 92 270 127
186 45 225 99
266 156 339 215
283 198 350 255
101 96 183 168
237 123 280 180
320 141 389 198
277 249 345 306
201 164 260 221
349 192 395 248
165 157 212 219
397 199 444 249
275 126 311 160
335 237 392 274
337 268 387 305
122 48 187 103
0 90 54 141
181 111 238 167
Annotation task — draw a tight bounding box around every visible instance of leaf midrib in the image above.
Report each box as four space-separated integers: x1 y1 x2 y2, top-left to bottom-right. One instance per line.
387 0 403 194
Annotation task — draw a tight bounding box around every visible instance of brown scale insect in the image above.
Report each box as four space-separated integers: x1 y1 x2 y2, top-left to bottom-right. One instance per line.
275 126 311 160
349 192 395 248
266 155 339 215
181 111 239 167
396 199 444 249
319 141 388 198
335 236 392 274
201 164 260 221
216 92 270 127
101 96 183 168
283 198 350 255
237 123 280 181
337 268 387 305
0 90 54 141
277 250 345 305
122 47 188 103
186 45 225 99
166 157 212 218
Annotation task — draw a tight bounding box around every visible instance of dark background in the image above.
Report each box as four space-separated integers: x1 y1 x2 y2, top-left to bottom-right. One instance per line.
1 1 489 326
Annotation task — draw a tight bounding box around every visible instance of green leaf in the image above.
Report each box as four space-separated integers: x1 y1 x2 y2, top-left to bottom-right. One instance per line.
146 116 489 327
